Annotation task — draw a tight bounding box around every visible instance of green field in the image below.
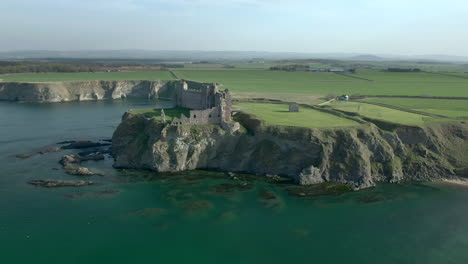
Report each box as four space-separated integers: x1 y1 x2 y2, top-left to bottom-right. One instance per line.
174 69 468 97
0 71 175 82
328 101 446 125
3 69 468 98
129 108 190 122
234 102 359 128
360 98 468 118
175 69 363 94
2 69 468 126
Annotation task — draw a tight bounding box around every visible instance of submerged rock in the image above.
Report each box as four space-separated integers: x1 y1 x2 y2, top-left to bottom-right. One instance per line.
286 183 354 198
124 208 167 218
211 183 254 193
28 179 94 188
218 211 239 222
15 153 33 159
181 200 215 215
258 189 285 210
63 189 121 199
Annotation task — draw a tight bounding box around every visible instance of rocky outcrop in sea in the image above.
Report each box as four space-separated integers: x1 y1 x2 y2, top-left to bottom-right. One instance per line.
111 111 468 188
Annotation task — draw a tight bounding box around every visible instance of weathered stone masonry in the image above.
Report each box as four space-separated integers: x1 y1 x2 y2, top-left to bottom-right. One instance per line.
171 80 239 132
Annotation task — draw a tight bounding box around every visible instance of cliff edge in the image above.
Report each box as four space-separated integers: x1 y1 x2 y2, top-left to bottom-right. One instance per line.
112 112 468 188
0 80 176 102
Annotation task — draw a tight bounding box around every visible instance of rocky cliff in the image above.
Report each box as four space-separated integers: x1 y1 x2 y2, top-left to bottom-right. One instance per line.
0 80 176 102
112 112 468 188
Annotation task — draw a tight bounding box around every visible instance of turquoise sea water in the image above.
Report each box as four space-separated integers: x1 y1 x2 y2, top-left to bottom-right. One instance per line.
1 100 468 264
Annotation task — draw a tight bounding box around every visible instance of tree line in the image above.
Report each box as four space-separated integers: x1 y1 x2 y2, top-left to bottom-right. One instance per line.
386 68 421 72
270 64 310 71
0 61 178 74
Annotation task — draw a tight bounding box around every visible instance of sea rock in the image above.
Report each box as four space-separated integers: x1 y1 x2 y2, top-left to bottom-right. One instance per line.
38 147 62 155
61 141 111 150
28 179 94 187
60 154 104 176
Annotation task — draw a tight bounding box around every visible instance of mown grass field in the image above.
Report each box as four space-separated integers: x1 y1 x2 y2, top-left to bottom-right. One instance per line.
129 108 190 122
234 101 359 128
328 101 446 125
360 98 468 118
0 71 175 82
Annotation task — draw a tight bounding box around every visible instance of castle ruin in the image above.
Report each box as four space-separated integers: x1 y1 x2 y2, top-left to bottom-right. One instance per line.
170 80 240 132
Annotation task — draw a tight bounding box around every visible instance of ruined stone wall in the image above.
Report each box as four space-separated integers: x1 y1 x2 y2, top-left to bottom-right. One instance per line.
176 90 208 110
175 81 218 110
171 80 234 127
171 107 222 125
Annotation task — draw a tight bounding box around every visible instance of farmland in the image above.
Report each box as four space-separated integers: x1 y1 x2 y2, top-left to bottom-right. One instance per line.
2 68 468 127
2 69 468 98
0 71 175 82
173 69 468 97
233 101 359 128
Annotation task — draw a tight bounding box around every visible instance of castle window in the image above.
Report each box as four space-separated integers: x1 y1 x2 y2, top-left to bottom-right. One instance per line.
218 114 221 117
209 114 212 118
193 115 197 118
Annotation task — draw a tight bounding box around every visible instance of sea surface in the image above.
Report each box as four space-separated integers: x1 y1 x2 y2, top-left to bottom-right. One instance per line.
1 100 468 264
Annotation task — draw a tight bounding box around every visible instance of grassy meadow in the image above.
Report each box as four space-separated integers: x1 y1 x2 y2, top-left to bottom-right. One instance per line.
234 101 359 128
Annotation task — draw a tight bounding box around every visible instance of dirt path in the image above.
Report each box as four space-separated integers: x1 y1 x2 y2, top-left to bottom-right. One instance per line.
318 98 335 106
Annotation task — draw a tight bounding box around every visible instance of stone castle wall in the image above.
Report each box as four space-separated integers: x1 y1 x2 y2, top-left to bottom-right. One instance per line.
171 107 222 125
170 80 237 131
175 81 217 110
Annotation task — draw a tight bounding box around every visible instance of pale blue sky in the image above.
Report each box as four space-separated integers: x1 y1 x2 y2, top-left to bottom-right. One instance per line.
1 0 467 55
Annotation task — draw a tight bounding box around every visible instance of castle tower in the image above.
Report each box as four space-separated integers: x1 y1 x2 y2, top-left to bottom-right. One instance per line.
161 109 166 123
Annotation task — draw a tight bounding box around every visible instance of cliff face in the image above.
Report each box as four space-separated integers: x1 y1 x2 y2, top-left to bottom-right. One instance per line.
0 80 175 102
112 112 468 188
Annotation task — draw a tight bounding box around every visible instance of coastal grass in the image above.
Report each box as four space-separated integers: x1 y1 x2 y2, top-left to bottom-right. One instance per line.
360 98 468 118
328 101 447 125
234 101 359 128
0 71 176 82
129 107 190 121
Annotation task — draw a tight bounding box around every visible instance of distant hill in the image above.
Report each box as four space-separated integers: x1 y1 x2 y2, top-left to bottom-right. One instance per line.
349 54 383 61
0 50 467 63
